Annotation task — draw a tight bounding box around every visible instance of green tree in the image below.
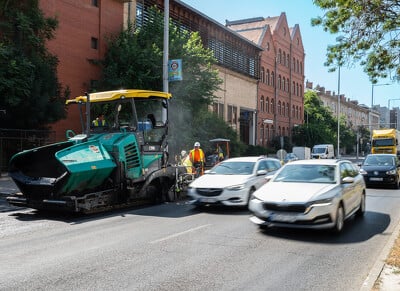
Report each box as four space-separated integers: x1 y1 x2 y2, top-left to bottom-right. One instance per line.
97 7 227 156
293 90 337 147
0 0 68 129
312 0 400 82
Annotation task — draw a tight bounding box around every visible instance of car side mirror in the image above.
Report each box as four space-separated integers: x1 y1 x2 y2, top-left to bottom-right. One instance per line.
257 169 267 176
342 176 355 184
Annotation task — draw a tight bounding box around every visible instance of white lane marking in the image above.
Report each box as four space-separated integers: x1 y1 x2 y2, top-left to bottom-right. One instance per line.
150 224 211 244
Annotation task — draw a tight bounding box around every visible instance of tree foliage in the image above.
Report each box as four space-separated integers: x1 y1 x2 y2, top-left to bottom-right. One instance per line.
0 0 68 129
312 0 400 82
97 7 234 156
292 90 357 154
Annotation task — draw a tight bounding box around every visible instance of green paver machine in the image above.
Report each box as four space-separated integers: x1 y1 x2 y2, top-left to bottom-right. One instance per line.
7 90 176 213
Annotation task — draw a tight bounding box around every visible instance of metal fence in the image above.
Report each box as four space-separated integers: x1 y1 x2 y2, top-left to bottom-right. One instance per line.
0 129 56 172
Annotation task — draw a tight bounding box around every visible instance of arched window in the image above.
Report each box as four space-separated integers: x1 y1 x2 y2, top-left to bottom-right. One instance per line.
278 49 282 64
282 102 286 116
266 97 270 113
271 72 275 87
296 83 299 96
266 69 270 85
296 106 299 119
260 67 265 83
278 101 282 115
278 75 282 90
292 81 295 94
260 96 264 112
282 77 286 91
286 79 289 92
283 52 286 66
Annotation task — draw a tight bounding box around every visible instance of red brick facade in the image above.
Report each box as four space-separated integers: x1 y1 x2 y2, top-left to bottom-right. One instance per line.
40 0 125 141
227 14 305 146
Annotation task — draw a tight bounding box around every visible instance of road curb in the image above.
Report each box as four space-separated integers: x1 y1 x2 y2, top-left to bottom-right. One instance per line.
360 210 400 290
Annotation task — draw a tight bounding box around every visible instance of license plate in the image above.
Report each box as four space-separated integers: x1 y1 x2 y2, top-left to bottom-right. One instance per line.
270 214 297 223
370 177 383 181
200 198 216 203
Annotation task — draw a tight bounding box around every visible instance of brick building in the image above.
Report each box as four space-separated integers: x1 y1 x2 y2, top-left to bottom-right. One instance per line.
41 0 305 147
40 0 129 141
226 14 305 146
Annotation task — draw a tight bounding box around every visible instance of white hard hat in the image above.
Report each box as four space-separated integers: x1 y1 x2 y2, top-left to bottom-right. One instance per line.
181 150 187 157
194 142 200 147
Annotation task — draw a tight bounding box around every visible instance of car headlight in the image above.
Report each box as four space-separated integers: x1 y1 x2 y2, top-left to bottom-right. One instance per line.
386 169 397 175
305 197 334 213
226 184 246 190
359 169 367 175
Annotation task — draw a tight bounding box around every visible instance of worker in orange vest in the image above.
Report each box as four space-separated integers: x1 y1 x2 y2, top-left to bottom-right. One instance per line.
189 142 205 177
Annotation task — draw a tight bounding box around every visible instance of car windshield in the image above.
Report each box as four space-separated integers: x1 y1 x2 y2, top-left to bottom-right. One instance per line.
364 155 395 166
273 164 336 183
210 161 255 175
312 147 326 154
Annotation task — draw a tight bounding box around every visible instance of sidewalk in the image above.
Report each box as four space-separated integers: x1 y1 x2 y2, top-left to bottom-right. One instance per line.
0 173 399 289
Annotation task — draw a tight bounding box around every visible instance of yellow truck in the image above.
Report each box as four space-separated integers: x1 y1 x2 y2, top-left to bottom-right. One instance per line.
371 129 400 155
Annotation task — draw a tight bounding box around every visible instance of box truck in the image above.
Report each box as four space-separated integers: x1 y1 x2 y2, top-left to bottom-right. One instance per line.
292 146 311 160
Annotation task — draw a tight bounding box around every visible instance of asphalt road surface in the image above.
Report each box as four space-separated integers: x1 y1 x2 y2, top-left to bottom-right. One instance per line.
0 186 399 291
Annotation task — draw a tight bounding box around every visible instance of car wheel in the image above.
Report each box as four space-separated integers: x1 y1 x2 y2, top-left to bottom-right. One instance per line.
394 177 400 189
333 205 345 233
356 194 365 218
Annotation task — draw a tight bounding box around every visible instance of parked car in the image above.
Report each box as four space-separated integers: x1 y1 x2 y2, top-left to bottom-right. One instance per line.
187 156 282 207
359 154 400 189
249 159 366 233
284 153 299 163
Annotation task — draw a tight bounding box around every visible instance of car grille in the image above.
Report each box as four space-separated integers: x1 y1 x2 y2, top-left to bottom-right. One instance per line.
262 202 306 213
196 188 223 197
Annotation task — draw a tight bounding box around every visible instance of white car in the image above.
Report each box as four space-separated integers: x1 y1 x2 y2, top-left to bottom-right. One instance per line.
187 156 281 207
249 159 366 233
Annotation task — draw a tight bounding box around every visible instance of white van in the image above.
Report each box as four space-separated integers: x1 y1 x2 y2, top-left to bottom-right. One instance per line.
311 144 335 159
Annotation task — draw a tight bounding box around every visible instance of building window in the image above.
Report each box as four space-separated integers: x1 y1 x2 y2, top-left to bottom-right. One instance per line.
278 49 282 64
266 97 269 113
228 105 237 124
260 67 265 83
90 79 98 91
278 101 282 115
91 37 98 49
260 96 264 112
91 0 98 7
271 72 275 87
286 104 289 117
282 102 286 116
266 69 270 86
278 75 282 90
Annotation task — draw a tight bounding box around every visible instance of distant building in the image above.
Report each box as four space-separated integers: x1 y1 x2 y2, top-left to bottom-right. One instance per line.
305 81 374 130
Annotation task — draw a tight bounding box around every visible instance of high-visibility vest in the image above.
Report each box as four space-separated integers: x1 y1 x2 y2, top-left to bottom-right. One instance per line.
189 148 205 164
92 118 106 126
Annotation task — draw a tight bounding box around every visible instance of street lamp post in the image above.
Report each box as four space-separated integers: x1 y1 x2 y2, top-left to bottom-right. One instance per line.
337 65 341 158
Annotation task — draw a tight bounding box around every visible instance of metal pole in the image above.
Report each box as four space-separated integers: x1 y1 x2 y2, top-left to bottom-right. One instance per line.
162 0 169 123
337 65 341 158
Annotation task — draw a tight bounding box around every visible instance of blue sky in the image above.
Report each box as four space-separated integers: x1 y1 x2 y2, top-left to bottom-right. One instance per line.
182 0 400 109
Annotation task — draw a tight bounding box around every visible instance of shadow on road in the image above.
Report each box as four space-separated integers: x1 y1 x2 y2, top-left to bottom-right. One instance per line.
257 210 390 244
